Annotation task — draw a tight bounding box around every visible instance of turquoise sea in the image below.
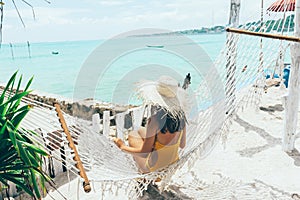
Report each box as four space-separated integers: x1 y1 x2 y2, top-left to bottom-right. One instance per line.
0 34 226 104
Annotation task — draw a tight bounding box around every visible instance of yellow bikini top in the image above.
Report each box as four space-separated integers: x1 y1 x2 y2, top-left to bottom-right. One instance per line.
146 130 183 172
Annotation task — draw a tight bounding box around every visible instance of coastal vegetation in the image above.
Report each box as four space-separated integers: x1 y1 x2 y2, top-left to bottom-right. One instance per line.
132 25 226 37
170 26 226 35
0 72 50 199
135 14 295 37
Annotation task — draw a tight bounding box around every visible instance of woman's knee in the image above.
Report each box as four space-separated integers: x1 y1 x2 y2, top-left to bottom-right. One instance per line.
137 127 146 138
128 130 139 137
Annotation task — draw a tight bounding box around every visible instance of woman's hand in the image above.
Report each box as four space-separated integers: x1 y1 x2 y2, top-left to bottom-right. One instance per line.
114 138 125 149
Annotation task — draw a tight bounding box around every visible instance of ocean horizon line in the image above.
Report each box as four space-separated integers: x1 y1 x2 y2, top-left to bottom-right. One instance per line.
1 31 227 46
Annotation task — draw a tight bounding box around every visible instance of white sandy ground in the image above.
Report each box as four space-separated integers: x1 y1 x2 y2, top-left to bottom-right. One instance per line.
41 86 300 200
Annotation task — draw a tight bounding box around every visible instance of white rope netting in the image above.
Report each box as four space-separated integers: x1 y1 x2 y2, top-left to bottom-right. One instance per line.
75 14 294 194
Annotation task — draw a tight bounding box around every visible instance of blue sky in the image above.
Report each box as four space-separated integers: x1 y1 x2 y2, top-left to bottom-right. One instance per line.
2 0 275 43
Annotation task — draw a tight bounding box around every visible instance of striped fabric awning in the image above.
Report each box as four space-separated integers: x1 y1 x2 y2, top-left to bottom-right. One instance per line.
267 0 295 12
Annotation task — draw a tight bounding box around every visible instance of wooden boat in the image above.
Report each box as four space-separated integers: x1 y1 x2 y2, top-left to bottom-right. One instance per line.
146 45 164 48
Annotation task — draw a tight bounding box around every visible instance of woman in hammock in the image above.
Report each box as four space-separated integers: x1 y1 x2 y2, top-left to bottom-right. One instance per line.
114 76 187 173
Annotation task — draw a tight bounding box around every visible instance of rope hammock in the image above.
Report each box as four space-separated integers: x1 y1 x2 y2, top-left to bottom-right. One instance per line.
2 3 297 199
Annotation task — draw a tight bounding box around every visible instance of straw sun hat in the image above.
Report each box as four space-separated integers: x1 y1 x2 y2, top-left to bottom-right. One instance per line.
136 76 189 117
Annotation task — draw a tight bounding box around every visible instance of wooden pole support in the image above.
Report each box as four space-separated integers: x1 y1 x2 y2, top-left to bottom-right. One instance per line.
103 111 110 137
27 41 31 58
283 0 300 152
9 43 14 60
226 27 300 43
54 104 91 193
225 0 240 115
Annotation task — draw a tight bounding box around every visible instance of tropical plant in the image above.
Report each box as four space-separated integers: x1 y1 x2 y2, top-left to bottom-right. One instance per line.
0 71 50 199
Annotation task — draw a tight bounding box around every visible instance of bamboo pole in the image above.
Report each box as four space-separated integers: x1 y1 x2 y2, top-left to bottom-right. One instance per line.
226 27 300 43
257 0 265 101
225 0 240 115
259 0 264 69
54 104 91 193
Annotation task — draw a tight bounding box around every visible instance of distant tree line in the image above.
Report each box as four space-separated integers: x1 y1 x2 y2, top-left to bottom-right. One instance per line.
134 14 295 37
139 26 226 37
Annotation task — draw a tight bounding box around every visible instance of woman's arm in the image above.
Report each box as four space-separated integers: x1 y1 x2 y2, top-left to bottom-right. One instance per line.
180 126 186 148
114 116 158 155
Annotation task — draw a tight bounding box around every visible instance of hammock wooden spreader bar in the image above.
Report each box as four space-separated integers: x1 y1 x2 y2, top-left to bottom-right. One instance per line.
226 28 300 43
54 103 91 193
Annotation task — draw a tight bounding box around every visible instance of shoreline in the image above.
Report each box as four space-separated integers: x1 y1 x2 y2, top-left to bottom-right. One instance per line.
0 85 136 121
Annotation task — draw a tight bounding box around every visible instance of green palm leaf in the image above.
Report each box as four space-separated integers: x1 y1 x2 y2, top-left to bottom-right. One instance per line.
1 173 34 197
0 90 31 108
24 76 33 92
20 141 48 156
0 71 17 105
15 74 22 93
11 108 30 128
0 72 51 199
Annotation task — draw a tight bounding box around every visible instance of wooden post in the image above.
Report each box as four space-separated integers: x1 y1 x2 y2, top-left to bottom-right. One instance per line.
226 0 240 115
9 43 14 60
92 113 101 133
115 113 125 139
103 111 110 137
27 41 31 58
283 0 300 152
0 1 3 47
228 0 240 27
54 104 91 193
257 0 265 100
131 106 145 131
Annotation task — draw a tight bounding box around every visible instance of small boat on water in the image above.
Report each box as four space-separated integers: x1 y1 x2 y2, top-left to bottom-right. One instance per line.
52 51 59 55
146 45 164 48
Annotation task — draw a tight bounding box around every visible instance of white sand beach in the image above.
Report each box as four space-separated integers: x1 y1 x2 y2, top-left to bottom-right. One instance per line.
170 86 300 199
40 86 299 200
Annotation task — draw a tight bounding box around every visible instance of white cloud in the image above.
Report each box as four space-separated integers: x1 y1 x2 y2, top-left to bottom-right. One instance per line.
4 7 88 27
1 0 284 43
5 7 87 19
